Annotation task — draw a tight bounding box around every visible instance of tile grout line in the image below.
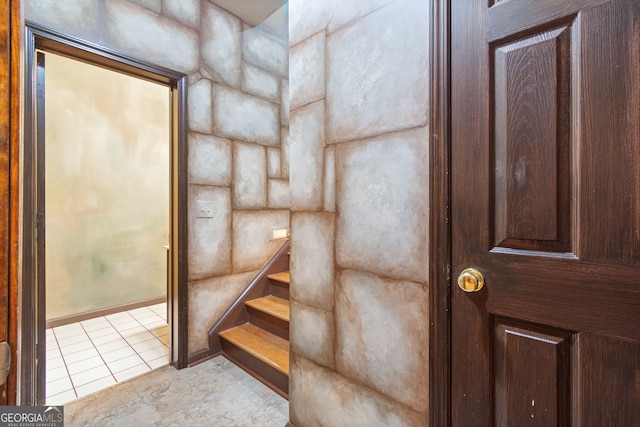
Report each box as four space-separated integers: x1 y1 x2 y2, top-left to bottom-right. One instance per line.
49 329 78 402
106 311 155 371
136 314 170 369
45 304 170 404
119 307 170 368
78 318 118 391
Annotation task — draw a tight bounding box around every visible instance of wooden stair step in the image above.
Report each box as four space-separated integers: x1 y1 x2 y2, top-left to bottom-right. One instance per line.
246 295 290 322
268 271 290 284
219 323 289 375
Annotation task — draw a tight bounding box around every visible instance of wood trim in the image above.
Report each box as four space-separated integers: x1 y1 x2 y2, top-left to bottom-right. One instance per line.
20 23 38 406
45 296 166 329
429 1 451 426
172 74 189 369
35 51 46 403
7 0 19 406
21 22 189 402
187 349 217 367
27 22 184 84
1 0 20 406
0 1 10 406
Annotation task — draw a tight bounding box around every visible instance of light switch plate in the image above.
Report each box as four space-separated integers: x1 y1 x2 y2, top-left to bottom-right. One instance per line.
196 200 214 218
270 226 290 240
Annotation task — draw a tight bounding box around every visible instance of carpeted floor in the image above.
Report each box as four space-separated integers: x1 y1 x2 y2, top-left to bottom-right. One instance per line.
62 356 289 427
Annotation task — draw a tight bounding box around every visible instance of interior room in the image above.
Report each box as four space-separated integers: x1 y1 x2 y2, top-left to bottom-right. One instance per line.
0 0 638 426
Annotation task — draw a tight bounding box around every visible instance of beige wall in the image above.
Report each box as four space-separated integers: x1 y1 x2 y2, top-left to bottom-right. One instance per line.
45 52 169 319
27 1 433 423
25 0 289 358
288 0 431 425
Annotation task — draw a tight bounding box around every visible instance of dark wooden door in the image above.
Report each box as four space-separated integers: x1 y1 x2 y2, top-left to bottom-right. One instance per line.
0 0 19 405
451 0 640 425
0 2 10 406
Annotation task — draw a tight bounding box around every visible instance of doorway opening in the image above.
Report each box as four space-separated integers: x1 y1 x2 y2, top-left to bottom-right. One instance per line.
42 51 170 404
21 23 188 405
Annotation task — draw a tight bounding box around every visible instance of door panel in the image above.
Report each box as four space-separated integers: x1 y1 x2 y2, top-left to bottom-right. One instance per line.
493 321 570 426
493 24 572 253
573 333 640 426
452 0 640 425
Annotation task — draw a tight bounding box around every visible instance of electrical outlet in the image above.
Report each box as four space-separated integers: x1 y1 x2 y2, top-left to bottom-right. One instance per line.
196 200 214 218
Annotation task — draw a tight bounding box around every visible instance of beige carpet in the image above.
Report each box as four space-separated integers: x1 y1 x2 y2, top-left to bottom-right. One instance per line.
63 356 288 426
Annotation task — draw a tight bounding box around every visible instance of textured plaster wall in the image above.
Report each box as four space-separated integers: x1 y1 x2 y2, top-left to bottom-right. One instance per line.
24 0 290 358
288 0 430 425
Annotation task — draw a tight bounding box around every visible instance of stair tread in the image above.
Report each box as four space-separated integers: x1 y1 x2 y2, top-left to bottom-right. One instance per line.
268 271 290 284
220 323 289 375
246 295 290 322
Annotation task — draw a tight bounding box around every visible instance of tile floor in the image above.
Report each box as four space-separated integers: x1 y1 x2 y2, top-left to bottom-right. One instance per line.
46 303 170 405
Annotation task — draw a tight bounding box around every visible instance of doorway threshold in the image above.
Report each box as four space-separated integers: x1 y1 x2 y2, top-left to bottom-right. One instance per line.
45 303 169 405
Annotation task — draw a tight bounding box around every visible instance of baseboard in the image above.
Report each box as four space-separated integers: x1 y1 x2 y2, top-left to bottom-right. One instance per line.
285 422 296 427
187 349 218 367
45 296 166 329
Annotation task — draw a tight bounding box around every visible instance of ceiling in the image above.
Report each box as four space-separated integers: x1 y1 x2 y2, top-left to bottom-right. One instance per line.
211 0 287 29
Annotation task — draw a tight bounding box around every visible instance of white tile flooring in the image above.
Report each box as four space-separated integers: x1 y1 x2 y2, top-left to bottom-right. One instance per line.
45 303 170 406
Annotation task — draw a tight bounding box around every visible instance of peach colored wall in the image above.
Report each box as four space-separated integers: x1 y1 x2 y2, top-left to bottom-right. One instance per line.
44 52 169 319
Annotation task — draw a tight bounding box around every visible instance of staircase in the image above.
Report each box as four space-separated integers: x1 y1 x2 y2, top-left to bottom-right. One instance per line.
208 241 290 398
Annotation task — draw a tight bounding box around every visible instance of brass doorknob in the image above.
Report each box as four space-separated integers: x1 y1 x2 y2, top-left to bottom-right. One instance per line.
457 268 485 292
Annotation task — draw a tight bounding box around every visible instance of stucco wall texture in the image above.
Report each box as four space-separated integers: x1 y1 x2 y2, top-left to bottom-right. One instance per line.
288 0 431 425
24 0 290 358
25 0 432 423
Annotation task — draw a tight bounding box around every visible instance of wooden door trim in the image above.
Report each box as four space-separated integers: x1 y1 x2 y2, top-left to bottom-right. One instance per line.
1 0 20 405
21 22 189 403
429 1 451 426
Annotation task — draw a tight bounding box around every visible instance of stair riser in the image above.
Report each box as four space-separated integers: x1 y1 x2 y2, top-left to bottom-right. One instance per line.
208 240 289 357
221 340 289 398
270 281 289 300
247 308 289 340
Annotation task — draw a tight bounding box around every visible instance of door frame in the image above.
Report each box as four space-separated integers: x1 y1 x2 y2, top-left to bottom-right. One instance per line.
1 0 20 406
20 22 189 404
428 1 451 426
